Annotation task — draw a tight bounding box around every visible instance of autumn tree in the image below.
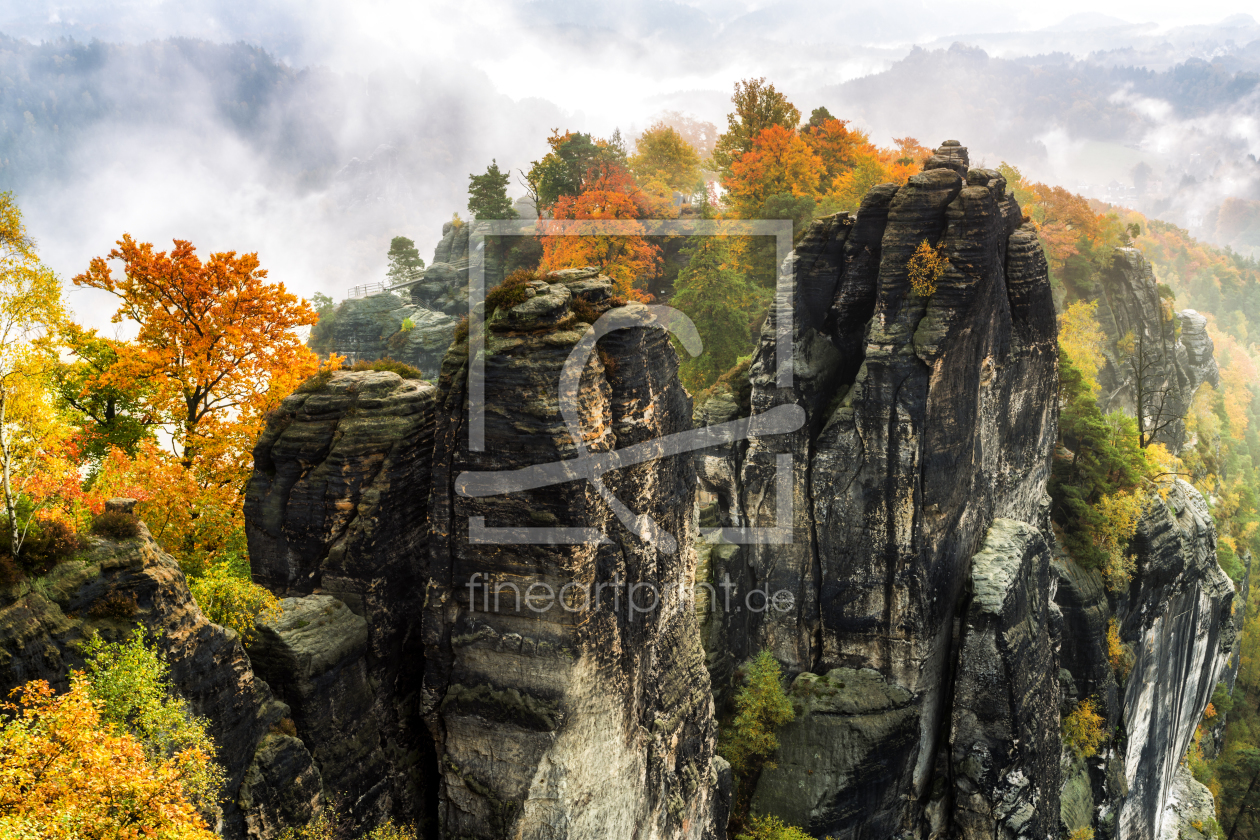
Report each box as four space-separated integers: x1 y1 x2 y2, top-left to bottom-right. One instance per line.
653 110 720 161
0 677 218 839
468 159 518 220
1058 301 1107 394
538 164 662 296
73 236 319 471
385 236 425 286
827 148 892 213
0 192 71 563
712 78 801 178
527 131 626 213
724 125 825 219
630 123 702 195
802 118 873 190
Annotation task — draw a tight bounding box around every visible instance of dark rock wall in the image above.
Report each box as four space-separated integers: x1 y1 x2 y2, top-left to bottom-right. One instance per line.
697 143 1062 838
245 370 439 828
1115 481 1234 840
421 272 726 839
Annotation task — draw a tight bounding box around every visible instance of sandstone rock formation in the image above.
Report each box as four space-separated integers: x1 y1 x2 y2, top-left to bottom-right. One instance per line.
310 292 457 378
1115 480 1235 840
1096 247 1220 450
0 138 1223 840
421 269 727 839
696 142 1062 838
245 369 439 828
0 517 320 838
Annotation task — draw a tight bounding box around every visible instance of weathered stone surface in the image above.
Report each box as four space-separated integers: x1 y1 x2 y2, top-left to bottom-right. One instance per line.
249 596 383 815
239 733 325 839
1115 480 1235 840
422 272 726 839
751 667 917 832
245 369 439 827
1096 248 1220 450
694 142 1062 838
313 292 456 378
950 519 1060 840
0 526 313 839
1157 763 1219 840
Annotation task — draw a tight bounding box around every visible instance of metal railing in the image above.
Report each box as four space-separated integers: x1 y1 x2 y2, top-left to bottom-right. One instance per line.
346 281 388 299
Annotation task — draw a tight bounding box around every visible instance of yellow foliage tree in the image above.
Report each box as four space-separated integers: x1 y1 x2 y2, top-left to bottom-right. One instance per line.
827 149 890 212
1062 696 1107 759
630 123 702 195
907 239 948 297
1095 490 1143 591
1059 301 1107 394
0 677 217 839
0 193 75 561
188 560 281 645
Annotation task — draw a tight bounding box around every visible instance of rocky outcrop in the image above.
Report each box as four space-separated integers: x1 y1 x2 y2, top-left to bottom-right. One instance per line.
949 520 1060 840
421 270 727 839
1115 480 1234 840
1096 248 1220 450
244 370 439 828
696 141 1061 838
0 518 318 838
229 139 1230 840
311 292 457 378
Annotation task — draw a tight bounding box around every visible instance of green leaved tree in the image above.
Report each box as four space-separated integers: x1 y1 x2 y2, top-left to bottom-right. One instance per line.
468 159 519 220
671 233 761 393
386 236 425 286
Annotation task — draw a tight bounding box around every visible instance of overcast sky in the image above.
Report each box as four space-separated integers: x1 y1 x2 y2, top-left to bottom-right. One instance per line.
2 0 1259 325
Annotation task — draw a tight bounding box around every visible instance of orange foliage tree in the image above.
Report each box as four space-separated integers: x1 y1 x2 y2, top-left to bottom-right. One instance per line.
70 237 319 571
801 118 875 189
73 236 319 470
538 164 663 296
724 125 825 218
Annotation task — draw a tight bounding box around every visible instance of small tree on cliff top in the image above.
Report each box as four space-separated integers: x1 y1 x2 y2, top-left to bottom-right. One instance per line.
386 236 425 286
468 159 518 220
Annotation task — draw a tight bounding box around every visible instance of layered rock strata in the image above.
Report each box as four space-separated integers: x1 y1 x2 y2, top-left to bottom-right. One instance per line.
698 141 1061 838
0 515 320 838
422 269 726 838
245 370 439 827
1115 481 1235 840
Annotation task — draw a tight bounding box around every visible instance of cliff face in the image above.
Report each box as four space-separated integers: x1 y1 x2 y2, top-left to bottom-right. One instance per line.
421 270 726 839
0 515 321 838
699 142 1062 838
1096 247 1220 450
312 292 458 378
244 370 439 828
1116 481 1234 840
